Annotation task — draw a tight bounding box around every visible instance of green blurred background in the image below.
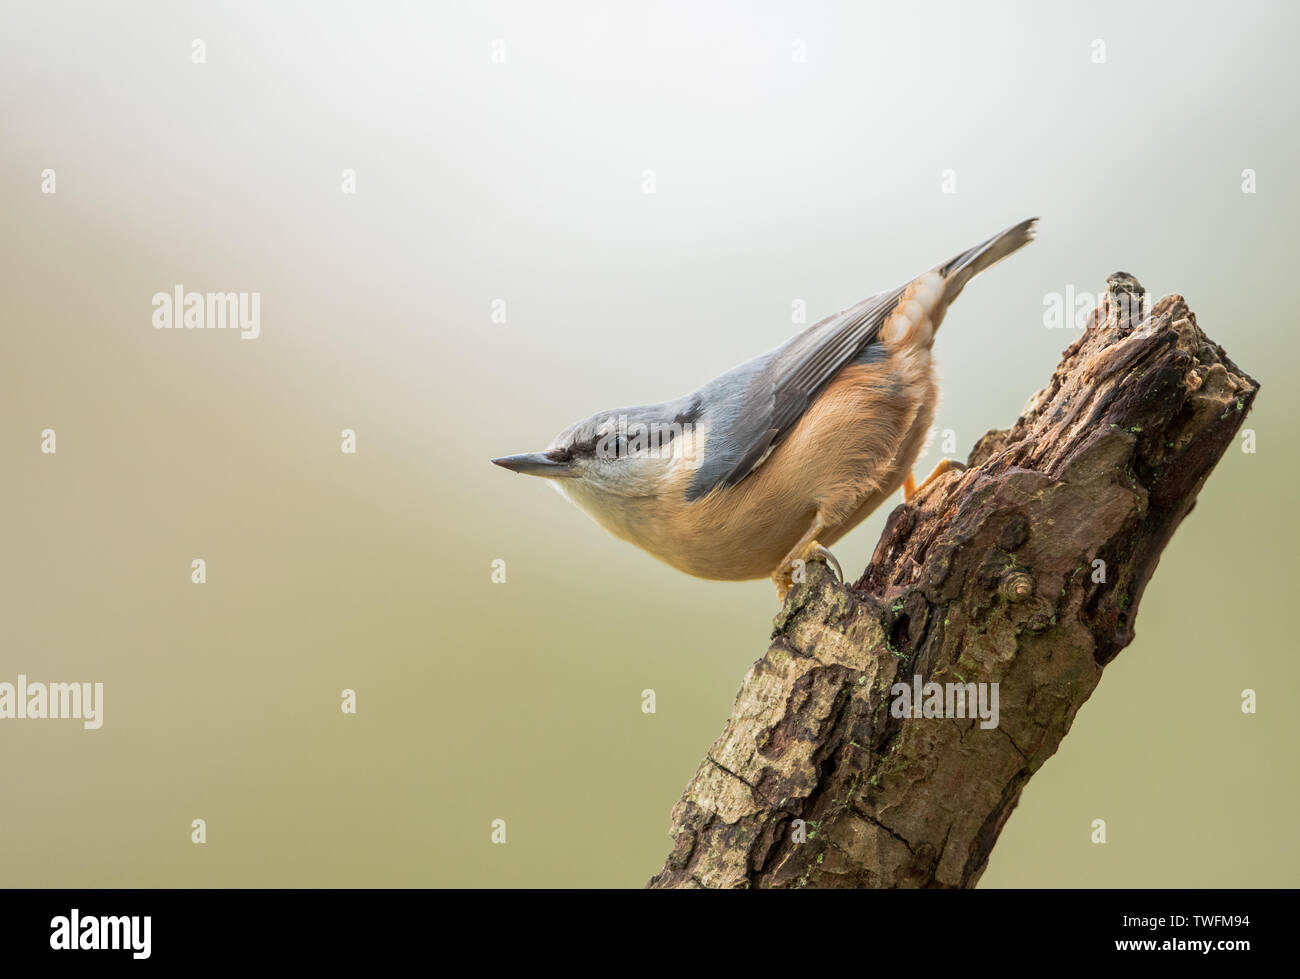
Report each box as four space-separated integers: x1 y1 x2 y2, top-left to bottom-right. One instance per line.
2 0 1296 887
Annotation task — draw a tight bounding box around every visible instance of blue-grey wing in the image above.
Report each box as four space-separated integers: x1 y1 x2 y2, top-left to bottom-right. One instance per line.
686 286 904 501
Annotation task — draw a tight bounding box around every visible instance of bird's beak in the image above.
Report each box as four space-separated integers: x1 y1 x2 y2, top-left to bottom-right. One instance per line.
491 452 577 478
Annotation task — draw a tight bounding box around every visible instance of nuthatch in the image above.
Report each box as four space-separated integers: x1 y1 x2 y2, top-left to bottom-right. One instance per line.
494 218 1038 600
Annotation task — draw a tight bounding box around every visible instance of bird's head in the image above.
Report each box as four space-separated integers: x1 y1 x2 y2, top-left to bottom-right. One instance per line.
492 400 702 503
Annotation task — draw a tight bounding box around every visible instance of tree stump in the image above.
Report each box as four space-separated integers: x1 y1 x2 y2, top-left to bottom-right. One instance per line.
648 276 1259 888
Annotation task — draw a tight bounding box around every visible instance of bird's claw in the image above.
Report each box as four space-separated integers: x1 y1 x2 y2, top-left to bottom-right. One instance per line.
774 539 843 602
810 543 843 584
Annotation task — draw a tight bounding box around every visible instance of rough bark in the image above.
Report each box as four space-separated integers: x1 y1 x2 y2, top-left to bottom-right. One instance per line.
648 275 1259 889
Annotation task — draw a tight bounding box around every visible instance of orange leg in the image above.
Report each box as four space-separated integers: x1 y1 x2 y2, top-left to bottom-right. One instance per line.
903 458 967 504
772 518 843 602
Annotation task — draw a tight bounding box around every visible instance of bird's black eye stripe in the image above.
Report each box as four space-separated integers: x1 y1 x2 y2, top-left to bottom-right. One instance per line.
550 436 600 462
590 432 624 459
557 421 685 463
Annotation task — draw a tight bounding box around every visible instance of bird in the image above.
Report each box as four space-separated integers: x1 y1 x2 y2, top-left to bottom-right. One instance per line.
493 218 1038 601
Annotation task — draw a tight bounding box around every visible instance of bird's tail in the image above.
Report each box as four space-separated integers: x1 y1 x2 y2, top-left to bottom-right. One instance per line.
938 217 1038 303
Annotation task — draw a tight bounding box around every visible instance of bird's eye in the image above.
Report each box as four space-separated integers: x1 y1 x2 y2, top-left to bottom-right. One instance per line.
593 431 623 460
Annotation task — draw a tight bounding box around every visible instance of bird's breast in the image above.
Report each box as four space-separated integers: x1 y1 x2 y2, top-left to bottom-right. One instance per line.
615 347 937 580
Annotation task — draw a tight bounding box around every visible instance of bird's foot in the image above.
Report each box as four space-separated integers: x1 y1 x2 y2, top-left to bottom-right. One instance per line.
903 458 968 504
773 539 843 602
